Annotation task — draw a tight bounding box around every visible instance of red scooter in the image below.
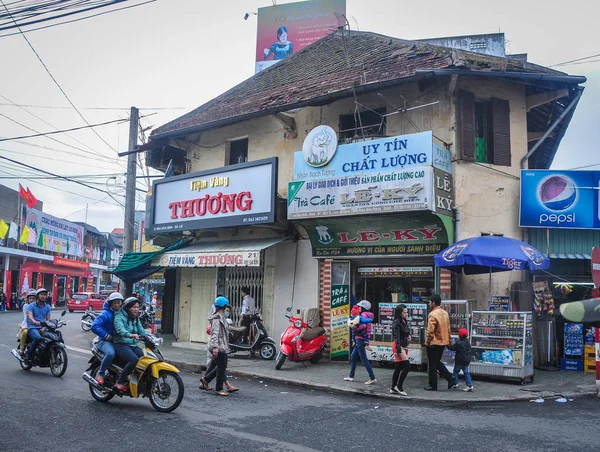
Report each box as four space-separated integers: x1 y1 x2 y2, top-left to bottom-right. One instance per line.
275 312 328 370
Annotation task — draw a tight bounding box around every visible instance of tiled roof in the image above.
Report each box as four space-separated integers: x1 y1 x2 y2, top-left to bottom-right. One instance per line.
152 30 568 139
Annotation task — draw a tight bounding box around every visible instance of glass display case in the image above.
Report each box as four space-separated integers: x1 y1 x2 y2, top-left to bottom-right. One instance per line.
441 300 474 369
470 311 534 383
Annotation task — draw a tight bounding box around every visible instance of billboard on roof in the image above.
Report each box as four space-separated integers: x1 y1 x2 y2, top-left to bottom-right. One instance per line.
255 0 346 73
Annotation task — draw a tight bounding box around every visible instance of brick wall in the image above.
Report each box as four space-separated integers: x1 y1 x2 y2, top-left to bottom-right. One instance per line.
319 259 331 358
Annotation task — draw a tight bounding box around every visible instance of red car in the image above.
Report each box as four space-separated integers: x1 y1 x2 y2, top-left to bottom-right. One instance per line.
67 292 104 312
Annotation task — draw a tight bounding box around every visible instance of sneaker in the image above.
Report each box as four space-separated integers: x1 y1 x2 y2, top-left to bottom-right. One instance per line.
450 384 459 389
464 386 473 392
365 379 377 385
343 377 354 382
95 374 105 386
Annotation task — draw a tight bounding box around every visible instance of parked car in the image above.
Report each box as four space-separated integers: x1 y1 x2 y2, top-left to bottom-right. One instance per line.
67 292 104 312
99 289 113 300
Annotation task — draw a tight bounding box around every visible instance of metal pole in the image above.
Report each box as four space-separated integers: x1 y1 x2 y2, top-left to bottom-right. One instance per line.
595 287 599 398
122 106 138 298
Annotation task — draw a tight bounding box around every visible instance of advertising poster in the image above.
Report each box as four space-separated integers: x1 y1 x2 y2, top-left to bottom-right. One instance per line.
489 296 511 312
330 284 350 358
22 208 84 257
288 167 434 219
255 0 346 73
520 170 600 230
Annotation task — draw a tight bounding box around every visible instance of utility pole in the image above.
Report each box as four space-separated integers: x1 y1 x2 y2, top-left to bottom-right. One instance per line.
122 106 138 297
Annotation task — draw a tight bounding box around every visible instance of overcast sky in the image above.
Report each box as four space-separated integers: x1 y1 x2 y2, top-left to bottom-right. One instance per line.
0 0 597 233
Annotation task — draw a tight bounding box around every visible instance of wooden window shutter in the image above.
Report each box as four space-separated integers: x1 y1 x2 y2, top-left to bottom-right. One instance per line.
458 90 476 161
492 98 511 166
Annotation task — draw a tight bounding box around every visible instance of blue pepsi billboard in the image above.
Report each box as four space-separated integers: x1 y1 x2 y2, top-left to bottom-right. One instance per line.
520 170 600 229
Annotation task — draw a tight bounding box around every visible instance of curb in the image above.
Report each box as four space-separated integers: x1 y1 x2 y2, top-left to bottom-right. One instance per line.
167 359 598 404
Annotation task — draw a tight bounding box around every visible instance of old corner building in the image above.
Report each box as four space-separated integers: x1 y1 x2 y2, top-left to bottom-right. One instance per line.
129 31 583 358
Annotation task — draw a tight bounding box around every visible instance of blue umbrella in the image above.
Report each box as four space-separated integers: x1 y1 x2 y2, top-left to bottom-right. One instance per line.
434 235 550 275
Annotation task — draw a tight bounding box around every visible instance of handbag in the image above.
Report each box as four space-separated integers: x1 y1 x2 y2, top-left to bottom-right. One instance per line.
399 347 409 361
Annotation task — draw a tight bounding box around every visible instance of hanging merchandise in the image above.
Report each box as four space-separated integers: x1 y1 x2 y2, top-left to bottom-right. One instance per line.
532 281 555 315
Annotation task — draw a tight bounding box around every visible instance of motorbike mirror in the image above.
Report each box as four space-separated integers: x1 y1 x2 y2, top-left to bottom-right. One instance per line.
61 310 67 317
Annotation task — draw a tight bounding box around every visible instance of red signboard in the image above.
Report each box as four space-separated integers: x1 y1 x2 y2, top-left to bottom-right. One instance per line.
22 262 92 278
592 246 600 288
53 256 90 271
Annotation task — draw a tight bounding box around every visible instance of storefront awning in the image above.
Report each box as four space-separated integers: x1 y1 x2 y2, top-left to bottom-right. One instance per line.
111 239 187 284
549 253 591 260
151 237 288 268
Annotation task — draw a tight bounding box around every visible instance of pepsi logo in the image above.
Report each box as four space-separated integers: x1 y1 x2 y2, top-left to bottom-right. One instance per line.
538 175 577 211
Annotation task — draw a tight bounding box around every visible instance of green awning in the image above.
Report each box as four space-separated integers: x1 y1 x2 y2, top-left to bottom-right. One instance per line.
111 239 187 284
528 228 600 257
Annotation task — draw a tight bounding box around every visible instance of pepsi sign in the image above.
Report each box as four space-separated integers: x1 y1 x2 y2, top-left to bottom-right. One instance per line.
520 170 600 229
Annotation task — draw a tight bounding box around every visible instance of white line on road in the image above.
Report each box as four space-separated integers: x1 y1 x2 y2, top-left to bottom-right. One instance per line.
66 345 91 355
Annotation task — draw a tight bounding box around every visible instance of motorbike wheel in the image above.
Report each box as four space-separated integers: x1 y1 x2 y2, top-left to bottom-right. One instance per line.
49 346 68 377
310 351 323 364
275 351 286 370
89 368 115 403
260 343 277 360
81 318 92 332
149 371 184 413
20 358 33 371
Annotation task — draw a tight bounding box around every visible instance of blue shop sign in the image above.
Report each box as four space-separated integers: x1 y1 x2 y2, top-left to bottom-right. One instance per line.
520 170 600 230
293 131 440 181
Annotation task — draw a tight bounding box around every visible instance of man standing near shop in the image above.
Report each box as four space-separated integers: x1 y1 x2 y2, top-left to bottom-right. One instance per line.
240 287 255 344
424 294 455 391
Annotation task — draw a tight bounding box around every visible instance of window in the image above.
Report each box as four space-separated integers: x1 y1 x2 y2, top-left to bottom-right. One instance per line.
339 108 386 143
458 90 511 166
228 138 248 165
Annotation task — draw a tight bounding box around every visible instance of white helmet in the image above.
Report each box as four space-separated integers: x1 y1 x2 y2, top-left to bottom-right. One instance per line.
107 292 124 306
357 300 371 311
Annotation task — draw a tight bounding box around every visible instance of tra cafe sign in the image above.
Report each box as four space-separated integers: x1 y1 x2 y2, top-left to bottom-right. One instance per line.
151 158 278 233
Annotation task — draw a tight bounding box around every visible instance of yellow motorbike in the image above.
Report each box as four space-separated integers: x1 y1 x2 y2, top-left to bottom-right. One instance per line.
82 334 184 412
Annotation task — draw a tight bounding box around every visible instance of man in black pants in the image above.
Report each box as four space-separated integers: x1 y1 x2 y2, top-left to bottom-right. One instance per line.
424 294 455 391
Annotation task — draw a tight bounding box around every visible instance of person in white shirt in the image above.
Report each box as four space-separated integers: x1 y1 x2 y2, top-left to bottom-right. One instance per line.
240 287 256 344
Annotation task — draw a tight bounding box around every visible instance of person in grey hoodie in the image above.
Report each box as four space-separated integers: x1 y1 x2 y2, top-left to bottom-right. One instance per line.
112 296 146 392
201 296 232 396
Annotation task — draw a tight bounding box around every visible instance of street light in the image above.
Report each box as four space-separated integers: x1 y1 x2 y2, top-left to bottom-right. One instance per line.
244 12 257 20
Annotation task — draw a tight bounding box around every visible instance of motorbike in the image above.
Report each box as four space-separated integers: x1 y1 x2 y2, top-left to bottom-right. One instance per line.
82 334 184 413
139 303 155 329
11 310 69 377
275 310 327 370
81 308 98 332
228 313 277 360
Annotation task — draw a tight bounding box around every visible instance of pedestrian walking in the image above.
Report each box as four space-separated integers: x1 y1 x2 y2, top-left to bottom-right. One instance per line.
424 294 455 391
202 296 235 396
449 328 474 391
344 300 377 385
390 304 411 396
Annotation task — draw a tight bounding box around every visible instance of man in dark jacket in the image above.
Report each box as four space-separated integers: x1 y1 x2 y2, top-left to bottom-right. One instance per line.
90 292 123 385
448 328 473 391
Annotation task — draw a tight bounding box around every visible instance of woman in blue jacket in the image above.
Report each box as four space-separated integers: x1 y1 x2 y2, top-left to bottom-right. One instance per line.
90 292 124 385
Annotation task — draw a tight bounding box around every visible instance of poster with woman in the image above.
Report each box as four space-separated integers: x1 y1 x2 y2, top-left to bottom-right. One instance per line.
255 0 346 73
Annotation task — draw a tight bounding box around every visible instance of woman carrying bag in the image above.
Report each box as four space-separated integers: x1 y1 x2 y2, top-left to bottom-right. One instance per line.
391 304 411 396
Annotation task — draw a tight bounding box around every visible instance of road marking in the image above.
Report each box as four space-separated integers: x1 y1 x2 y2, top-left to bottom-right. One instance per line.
66 345 92 355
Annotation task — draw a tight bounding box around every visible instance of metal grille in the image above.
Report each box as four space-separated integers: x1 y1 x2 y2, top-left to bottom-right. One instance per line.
217 252 265 325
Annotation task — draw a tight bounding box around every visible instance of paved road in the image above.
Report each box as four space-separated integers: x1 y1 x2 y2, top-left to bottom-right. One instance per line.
1 311 598 452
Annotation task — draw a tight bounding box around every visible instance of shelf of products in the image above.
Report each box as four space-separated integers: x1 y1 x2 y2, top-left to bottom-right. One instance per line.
561 323 584 371
441 300 474 368
470 311 534 382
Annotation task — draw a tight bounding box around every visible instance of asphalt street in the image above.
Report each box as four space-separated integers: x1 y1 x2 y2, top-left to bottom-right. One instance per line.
1 311 598 452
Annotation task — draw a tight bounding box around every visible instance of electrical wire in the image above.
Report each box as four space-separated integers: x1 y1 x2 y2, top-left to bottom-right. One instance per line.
0 146 124 171
0 103 187 110
0 116 127 142
549 52 600 68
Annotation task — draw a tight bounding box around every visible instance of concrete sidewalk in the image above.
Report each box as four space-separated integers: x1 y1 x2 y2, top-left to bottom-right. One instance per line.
161 336 598 403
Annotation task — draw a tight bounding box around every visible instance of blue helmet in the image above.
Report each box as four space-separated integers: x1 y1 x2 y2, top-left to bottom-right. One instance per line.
214 296 230 308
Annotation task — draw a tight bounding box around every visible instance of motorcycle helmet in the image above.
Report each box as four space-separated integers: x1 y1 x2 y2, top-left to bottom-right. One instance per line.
123 296 140 311
35 288 48 298
107 292 124 306
214 296 230 309
27 289 37 297
356 300 371 311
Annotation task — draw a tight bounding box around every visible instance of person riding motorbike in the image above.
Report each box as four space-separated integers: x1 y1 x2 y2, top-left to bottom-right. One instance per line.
90 292 124 385
24 288 51 362
112 296 146 392
18 290 37 356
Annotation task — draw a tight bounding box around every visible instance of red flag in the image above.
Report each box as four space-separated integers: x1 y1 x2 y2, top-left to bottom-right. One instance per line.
25 188 38 209
19 184 27 199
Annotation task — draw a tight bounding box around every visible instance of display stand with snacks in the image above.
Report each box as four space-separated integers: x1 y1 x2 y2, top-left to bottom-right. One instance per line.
470 311 534 383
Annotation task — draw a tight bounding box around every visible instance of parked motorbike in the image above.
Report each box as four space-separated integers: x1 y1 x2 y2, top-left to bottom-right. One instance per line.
81 308 98 332
228 313 277 360
82 334 184 413
275 310 327 370
139 303 155 329
11 310 69 377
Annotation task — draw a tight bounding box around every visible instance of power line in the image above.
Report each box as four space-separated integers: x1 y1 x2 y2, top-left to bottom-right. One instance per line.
0 146 125 171
549 52 600 68
0 116 127 142
1 0 121 155
0 103 187 110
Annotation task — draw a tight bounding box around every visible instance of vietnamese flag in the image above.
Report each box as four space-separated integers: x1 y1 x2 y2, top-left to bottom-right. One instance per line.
19 183 27 199
18 184 38 209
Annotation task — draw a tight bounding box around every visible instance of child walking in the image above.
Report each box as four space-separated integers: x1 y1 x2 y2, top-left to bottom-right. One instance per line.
449 328 473 391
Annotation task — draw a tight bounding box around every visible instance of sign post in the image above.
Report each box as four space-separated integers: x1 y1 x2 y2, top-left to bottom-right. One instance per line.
592 246 600 397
